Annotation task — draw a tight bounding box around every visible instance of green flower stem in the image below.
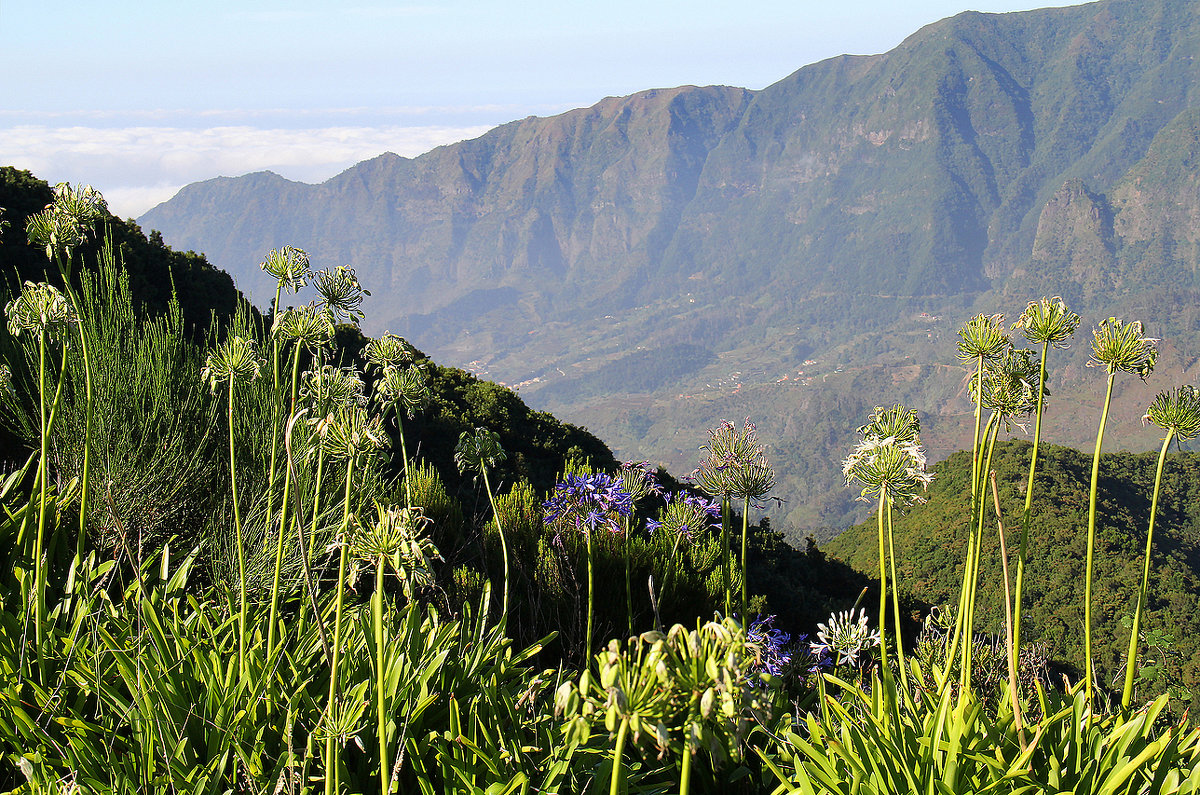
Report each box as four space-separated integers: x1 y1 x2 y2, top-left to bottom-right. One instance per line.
876 489 890 679
721 496 732 618
609 716 629 795
264 282 285 538
886 499 907 693
324 453 357 795
296 446 326 633
480 466 508 620
680 709 697 795
1122 428 1174 709
624 516 634 638
55 260 94 559
33 329 48 683
1085 371 1117 706
393 403 413 509
586 529 595 658
741 494 751 621
228 377 248 681
990 471 1026 746
267 345 303 658
1013 341 1050 667
962 414 1000 689
375 552 390 795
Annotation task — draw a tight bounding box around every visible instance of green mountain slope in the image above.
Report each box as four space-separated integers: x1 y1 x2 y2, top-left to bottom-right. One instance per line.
138 0 1200 538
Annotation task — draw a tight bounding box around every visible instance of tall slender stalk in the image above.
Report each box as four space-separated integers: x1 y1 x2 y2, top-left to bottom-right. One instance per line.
1013 340 1049 664
325 453 357 795
227 377 249 678
721 496 732 617
267 345 303 658
876 490 890 680
375 551 389 795
1083 372 1116 705
885 499 907 692
740 494 751 621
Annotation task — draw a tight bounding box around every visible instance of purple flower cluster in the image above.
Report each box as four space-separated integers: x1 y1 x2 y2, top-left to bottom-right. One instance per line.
542 472 634 540
747 615 793 678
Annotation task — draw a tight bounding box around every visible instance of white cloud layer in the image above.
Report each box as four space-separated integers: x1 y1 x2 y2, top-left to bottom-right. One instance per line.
1 124 494 218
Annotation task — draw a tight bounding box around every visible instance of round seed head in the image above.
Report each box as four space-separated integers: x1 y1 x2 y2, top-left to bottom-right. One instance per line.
970 347 1040 430
25 183 106 259
693 419 773 500
646 492 720 545
375 364 431 417
300 364 366 413
271 304 335 351
1015 296 1080 348
318 403 386 460
259 246 310 293
1145 385 1200 441
454 426 505 475
857 404 920 445
200 335 265 394
363 333 418 372
348 503 440 599
842 436 933 506
5 281 78 342
957 314 1011 364
1089 317 1158 380
618 461 663 503
313 265 369 322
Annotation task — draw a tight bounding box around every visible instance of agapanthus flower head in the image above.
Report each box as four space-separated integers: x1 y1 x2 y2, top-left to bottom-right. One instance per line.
543 472 633 539
300 364 365 414
363 333 418 372
200 335 265 394
313 265 369 323
1015 296 1080 348
957 314 1011 364
347 502 440 599
1089 317 1158 380
5 281 78 342
970 347 1040 431
1145 385 1200 441
618 461 664 504
747 615 792 678
454 426 506 476
857 404 921 446
646 491 720 544
375 364 431 417
810 607 880 667
260 246 310 294
25 183 106 260
693 419 775 502
321 403 387 460
842 435 933 506
272 304 335 352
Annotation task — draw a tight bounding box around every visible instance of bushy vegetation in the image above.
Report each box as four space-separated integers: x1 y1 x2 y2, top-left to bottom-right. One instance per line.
5 182 1200 794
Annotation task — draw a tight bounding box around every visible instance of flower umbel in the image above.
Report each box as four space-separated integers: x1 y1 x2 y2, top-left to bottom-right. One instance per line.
1089 317 1158 380
363 333 418 372
693 419 775 502
956 314 1011 364
747 615 792 678
260 246 311 293
5 281 78 342
453 427 506 477
971 347 1040 431
300 365 366 414
1145 385 1200 440
313 265 369 322
272 304 336 352
200 336 265 394
617 461 663 504
842 436 933 507
1015 296 1080 348
375 364 431 418
810 608 880 667
857 404 921 445
646 492 720 544
543 472 633 539
25 183 106 260
347 503 440 600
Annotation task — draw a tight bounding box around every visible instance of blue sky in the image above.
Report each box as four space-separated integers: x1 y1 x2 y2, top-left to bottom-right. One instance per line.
2 1 1088 217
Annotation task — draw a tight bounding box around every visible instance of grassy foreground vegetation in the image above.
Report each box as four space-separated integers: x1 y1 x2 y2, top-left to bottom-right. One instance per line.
4 183 1200 793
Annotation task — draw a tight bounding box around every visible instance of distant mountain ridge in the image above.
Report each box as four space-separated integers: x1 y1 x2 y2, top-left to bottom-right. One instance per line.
141 0 1200 536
